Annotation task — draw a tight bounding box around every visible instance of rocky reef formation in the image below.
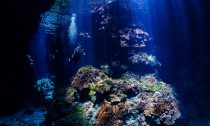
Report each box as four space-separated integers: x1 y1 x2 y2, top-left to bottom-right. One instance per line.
1 0 56 115
35 78 55 100
47 66 181 125
71 66 108 91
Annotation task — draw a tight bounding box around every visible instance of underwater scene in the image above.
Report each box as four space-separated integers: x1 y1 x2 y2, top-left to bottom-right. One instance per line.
1 0 210 125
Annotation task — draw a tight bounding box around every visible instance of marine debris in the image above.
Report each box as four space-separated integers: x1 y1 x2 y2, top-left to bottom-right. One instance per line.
47 66 181 125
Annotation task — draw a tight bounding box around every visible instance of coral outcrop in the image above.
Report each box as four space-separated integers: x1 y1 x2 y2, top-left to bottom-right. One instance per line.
95 100 130 126
48 66 181 125
71 66 108 91
35 78 54 100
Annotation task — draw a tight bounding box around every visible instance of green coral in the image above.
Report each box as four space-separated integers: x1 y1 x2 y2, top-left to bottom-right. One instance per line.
66 87 76 96
89 78 112 98
124 78 138 84
89 90 95 98
65 86 78 103
101 84 111 92
102 78 113 84
109 91 127 103
89 82 102 91
102 69 109 75
89 82 101 101
121 73 139 84
100 74 109 81
89 90 96 102
78 65 95 73
142 86 162 92
58 104 91 126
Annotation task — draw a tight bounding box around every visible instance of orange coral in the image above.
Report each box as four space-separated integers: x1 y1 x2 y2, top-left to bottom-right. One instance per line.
95 100 130 126
143 103 166 116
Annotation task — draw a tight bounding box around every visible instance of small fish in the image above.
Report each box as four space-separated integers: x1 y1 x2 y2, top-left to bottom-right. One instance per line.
26 54 34 65
120 65 128 70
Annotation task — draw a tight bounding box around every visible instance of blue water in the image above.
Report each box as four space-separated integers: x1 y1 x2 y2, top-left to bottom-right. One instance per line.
25 0 210 125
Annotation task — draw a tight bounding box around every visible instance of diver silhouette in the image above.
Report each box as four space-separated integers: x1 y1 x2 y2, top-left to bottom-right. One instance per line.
67 44 86 64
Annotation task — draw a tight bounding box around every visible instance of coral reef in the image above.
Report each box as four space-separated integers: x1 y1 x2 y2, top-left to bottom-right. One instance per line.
65 86 79 103
125 74 181 125
54 104 91 126
119 27 150 48
71 66 108 91
35 78 54 100
129 52 161 67
45 85 90 126
47 66 181 125
95 100 130 126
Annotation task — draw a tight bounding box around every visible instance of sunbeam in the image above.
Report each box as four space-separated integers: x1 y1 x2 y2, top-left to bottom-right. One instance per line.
1 0 209 125
68 13 77 45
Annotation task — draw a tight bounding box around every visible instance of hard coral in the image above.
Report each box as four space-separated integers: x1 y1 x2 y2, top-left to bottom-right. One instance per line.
109 92 127 104
96 83 111 94
113 79 139 94
71 66 108 91
56 104 91 126
95 100 130 126
126 74 181 125
55 66 181 125
65 86 78 103
35 78 54 100
83 101 98 124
